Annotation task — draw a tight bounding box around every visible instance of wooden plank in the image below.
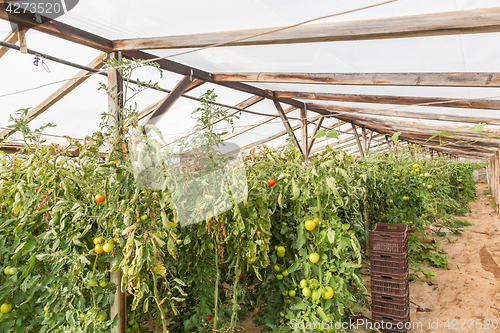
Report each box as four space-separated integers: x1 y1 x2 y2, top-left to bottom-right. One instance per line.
274 91 500 111
0 25 19 59
142 76 204 130
17 25 26 53
300 108 308 159
309 102 500 126
0 52 108 139
273 119 341 151
0 7 113 51
351 124 365 158
213 72 500 88
310 132 382 155
113 7 500 51
273 100 304 157
108 52 126 333
307 116 324 155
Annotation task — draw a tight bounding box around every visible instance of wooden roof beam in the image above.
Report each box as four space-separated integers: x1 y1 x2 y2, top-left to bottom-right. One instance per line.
274 91 500 111
273 100 304 157
308 102 500 125
213 72 500 88
113 7 500 50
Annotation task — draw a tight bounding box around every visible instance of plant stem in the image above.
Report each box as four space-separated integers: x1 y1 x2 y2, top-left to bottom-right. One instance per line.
151 270 168 332
229 252 241 333
213 243 220 332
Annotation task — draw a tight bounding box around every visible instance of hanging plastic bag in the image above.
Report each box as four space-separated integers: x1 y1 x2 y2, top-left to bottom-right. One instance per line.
128 129 165 190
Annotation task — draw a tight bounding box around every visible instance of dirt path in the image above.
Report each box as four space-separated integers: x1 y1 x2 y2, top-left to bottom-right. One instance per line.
406 182 500 332
357 182 500 333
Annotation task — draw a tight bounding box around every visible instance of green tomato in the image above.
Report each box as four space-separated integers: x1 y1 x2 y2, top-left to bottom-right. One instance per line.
87 279 98 287
0 303 13 314
277 251 285 258
312 290 321 301
282 291 288 296
99 280 109 288
207 243 214 250
277 246 285 253
427 185 433 189
7 267 17 275
103 242 114 253
4 266 11 275
132 322 139 330
140 214 148 221
322 286 334 300
299 279 308 289
302 287 312 297
128 319 136 326
309 252 320 263
126 328 132 333
280 312 285 317
288 290 296 297
97 312 107 322
388 199 393 204
282 270 289 277
276 274 283 280
274 264 281 272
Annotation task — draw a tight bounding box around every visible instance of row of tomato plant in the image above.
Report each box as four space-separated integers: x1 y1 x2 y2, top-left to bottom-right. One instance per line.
0 59 482 332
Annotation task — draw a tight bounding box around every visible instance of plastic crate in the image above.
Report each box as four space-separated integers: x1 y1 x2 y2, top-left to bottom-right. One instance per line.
370 223 409 254
371 292 410 318
370 252 409 276
371 273 409 297
372 313 410 333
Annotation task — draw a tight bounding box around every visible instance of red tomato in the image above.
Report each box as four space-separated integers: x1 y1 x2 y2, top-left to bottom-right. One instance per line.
238 274 243 280
95 194 105 203
207 315 212 321
35 187 40 192
267 179 276 187
221 288 225 292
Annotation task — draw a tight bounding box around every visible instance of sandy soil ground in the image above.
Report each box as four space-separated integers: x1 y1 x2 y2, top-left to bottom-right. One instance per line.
239 182 500 333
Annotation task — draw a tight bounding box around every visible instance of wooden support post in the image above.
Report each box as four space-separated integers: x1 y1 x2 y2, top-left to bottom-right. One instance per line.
351 124 365 159
367 130 374 151
300 107 308 161
362 127 367 152
273 100 304 157
17 25 27 54
108 52 126 333
307 116 324 155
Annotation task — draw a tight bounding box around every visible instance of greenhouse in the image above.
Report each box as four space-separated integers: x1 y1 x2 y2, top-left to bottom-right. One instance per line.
0 0 499 332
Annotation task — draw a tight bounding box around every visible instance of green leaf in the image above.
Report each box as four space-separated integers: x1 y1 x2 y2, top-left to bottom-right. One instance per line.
391 131 401 143
326 129 338 139
291 302 307 310
470 123 486 132
313 130 326 139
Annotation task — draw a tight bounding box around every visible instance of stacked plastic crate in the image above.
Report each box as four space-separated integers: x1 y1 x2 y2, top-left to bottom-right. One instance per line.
370 223 410 333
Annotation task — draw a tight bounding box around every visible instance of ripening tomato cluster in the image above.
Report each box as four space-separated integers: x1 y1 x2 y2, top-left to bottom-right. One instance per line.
93 237 114 254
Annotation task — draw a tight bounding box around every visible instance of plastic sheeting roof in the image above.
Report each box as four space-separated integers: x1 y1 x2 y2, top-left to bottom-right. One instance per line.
1 0 500 155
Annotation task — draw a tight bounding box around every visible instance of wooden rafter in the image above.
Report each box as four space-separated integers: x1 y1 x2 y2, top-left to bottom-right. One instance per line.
213 72 500 88
0 8 113 51
273 100 304 157
308 103 500 126
142 76 204 131
17 25 26 53
274 91 500 111
367 130 374 150
0 52 108 139
274 119 341 151
307 116 324 155
351 124 365 158
0 25 21 59
362 127 367 151
113 7 500 51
